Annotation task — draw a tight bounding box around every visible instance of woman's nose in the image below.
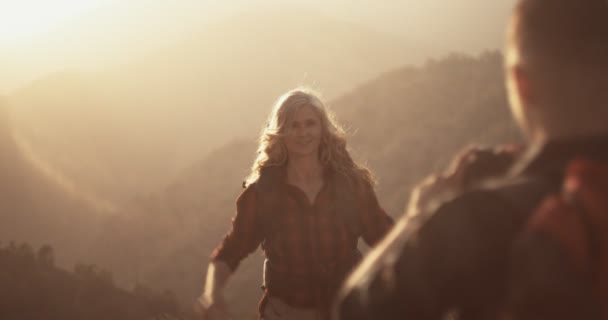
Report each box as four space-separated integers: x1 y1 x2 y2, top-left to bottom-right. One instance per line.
294 127 308 136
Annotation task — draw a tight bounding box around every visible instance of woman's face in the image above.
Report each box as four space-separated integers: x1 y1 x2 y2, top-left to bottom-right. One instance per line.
283 105 323 159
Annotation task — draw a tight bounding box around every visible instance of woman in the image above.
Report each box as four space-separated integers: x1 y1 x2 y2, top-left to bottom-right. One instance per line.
197 88 394 320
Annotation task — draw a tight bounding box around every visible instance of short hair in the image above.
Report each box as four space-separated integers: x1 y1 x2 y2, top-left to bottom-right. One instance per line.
507 0 608 136
509 0 608 72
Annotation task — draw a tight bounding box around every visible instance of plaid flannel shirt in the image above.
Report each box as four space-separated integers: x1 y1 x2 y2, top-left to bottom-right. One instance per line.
211 168 394 312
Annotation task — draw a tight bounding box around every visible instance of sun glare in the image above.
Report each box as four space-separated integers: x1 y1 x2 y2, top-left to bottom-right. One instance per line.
0 0 106 46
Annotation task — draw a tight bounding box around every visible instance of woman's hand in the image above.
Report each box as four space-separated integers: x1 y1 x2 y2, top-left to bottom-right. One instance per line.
194 293 230 320
194 261 233 320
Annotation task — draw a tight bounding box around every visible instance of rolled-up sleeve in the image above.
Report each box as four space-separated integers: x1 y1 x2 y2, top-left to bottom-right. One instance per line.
210 184 264 271
359 184 394 246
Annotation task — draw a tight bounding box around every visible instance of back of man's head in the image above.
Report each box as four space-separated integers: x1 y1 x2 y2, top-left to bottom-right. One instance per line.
506 0 608 140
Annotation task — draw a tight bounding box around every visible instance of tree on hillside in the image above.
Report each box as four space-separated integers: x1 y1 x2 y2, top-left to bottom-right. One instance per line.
0 242 185 320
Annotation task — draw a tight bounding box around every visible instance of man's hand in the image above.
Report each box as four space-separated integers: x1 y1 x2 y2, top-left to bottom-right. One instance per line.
408 144 521 216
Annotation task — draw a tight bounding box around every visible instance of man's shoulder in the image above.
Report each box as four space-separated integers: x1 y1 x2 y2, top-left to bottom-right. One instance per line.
420 175 559 240
478 174 558 212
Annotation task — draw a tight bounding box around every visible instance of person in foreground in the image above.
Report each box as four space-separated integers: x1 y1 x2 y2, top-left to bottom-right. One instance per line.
196 88 394 320
334 0 608 319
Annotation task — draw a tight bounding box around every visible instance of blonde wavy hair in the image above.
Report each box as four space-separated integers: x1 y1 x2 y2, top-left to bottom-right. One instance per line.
245 88 374 187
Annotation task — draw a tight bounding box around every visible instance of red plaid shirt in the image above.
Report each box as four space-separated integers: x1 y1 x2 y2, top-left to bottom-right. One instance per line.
211 168 394 313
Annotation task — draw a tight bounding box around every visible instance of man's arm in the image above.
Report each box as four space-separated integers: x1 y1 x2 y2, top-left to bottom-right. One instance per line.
335 145 524 319
335 189 523 320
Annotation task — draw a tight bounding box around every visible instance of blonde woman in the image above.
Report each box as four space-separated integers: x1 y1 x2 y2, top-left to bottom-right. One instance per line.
197 88 393 320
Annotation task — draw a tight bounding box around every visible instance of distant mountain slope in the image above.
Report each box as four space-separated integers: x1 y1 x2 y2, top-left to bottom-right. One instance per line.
0 242 180 320
332 51 521 214
86 139 258 316
0 99 109 267
8 8 426 205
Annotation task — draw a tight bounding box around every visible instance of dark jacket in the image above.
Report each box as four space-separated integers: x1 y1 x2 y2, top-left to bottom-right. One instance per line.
334 136 608 320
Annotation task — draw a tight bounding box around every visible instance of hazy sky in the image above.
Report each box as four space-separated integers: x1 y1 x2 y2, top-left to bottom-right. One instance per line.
0 0 107 44
0 1 515 48
0 0 516 94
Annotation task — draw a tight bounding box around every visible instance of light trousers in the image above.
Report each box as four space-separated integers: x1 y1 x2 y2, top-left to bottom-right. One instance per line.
261 297 322 320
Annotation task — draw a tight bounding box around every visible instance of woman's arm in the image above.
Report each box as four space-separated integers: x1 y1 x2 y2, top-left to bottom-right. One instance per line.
210 185 264 270
195 185 264 318
196 261 232 319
